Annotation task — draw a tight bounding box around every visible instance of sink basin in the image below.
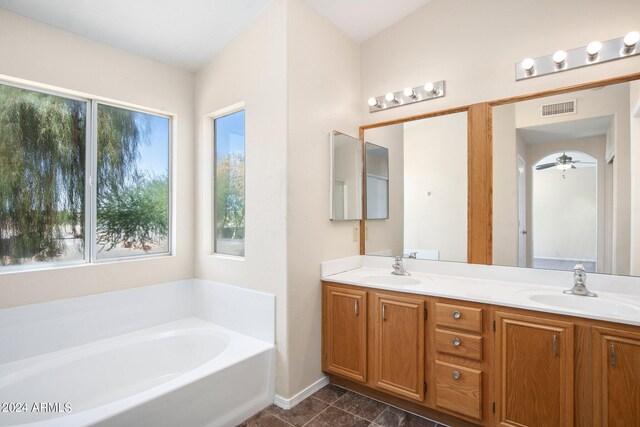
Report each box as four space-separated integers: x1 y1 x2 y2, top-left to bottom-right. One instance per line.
361 274 421 286
525 292 640 317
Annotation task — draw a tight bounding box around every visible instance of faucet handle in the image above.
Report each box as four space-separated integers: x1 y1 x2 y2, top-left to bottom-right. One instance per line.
574 262 585 272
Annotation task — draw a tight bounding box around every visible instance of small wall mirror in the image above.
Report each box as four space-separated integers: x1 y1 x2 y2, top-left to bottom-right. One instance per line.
365 142 389 219
330 130 362 220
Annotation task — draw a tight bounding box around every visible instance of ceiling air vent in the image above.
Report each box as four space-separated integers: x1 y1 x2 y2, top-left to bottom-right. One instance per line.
540 99 577 117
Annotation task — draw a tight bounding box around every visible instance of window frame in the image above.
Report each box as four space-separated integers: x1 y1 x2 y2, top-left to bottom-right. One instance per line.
212 105 246 258
0 78 174 273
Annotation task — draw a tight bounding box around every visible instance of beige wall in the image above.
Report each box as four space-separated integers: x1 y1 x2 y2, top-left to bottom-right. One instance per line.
361 0 640 125
286 0 361 396
533 166 597 261
492 103 518 266
404 113 467 262
0 9 195 308
631 81 640 275
194 0 291 395
194 0 361 398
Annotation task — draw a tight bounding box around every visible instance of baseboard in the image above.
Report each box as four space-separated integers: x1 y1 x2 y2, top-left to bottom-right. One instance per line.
273 376 329 410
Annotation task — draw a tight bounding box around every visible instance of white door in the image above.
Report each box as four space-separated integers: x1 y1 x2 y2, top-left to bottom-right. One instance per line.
518 156 527 267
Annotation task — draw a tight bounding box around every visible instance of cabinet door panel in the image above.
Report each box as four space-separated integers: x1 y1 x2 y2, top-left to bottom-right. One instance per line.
374 293 425 402
324 285 367 382
495 311 573 427
593 327 640 427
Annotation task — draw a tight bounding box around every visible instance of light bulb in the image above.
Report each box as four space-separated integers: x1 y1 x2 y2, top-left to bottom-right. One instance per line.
403 87 415 98
424 82 435 93
368 97 379 107
385 92 397 103
521 58 535 71
586 41 602 57
553 50 567 65
623 31 640 48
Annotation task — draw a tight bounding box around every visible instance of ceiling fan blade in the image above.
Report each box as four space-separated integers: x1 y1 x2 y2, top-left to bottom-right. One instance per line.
535 162 557 170
572 160 596 164
571 164 577 169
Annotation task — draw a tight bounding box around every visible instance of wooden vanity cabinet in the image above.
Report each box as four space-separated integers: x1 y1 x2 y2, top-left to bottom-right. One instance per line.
494 311 574 427
322 283 368 382
592 326 640 427
372 291 426 402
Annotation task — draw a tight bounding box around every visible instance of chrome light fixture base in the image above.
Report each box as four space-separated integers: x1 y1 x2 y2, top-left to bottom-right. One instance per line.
368 80 445 113
516 33 639 81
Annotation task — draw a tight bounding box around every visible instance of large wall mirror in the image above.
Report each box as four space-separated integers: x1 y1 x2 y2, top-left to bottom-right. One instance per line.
493 79 640 276
362 111 468 261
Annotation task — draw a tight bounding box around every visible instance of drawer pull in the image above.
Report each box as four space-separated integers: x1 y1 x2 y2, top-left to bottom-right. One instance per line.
354 300 359 316
452 370 461 380
382 304 386 321
553 334 557 357
452 337 461 346
452 310 462 319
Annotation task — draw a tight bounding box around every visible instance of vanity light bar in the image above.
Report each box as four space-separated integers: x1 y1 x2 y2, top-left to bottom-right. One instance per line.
367 80 445 113
516 31 640 81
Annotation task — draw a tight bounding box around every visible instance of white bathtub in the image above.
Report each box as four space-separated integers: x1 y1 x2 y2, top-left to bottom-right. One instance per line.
0 280 275 427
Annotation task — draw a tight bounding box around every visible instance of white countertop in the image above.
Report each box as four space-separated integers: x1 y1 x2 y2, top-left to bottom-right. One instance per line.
321 256 640 327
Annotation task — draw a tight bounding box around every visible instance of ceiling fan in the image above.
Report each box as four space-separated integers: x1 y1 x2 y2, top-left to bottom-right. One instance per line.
535 152 595 171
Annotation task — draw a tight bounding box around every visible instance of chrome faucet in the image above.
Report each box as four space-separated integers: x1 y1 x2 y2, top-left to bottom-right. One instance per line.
392 256 411 276
563 262 597 297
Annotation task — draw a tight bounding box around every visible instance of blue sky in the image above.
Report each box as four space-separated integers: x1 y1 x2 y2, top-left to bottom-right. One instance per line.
136 113 169 176
215 110 245 158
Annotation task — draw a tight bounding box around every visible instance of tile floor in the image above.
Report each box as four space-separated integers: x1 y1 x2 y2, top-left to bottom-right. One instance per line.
237 384 449 427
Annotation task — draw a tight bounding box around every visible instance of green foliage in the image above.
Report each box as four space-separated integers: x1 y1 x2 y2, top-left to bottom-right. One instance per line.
0 85 155 265
215 152 245 239
97 176 168 252
0 86 85 264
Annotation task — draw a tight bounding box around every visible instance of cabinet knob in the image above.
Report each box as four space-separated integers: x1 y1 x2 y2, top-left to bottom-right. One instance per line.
452 371 461 380
452 310 461 319
452 337 461 346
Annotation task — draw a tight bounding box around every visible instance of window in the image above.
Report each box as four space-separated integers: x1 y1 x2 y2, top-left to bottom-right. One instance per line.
0 81 171 270
0 84 87 267
96 105 170 259
214 110 245 256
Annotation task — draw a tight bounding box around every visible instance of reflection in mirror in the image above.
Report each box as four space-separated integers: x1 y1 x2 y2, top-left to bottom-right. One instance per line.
493 80 640 276
365 142 389 219
364 112 468 261
329 131 362 220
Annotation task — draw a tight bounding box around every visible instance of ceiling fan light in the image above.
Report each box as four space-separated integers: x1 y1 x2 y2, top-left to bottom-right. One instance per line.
557 163 572 171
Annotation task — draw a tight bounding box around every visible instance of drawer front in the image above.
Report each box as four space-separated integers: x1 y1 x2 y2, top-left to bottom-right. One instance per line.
435 329 483 361
435 361 482 420
435 302 483 333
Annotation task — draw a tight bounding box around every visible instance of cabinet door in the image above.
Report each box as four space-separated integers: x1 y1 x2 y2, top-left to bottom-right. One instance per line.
373 292 425 402
495 311 574 427
323 285 367 382
593 327 640 427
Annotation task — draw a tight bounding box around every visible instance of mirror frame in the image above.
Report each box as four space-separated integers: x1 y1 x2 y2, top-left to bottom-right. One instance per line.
358 71 640 267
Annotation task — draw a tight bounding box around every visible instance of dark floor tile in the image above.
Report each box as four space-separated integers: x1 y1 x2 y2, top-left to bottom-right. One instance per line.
373 407 438 427
311 384 348 404
237 409 294 427
305 406 370 427
333 391 388 422
265 397 328 427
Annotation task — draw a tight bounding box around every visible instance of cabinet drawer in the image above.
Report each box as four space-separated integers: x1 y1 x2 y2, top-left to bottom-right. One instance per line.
435 303 482 333
435 329 482 361
435 361 482 420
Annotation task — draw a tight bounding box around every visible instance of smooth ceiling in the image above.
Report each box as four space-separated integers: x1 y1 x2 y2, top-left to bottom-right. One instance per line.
0 0 432 71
